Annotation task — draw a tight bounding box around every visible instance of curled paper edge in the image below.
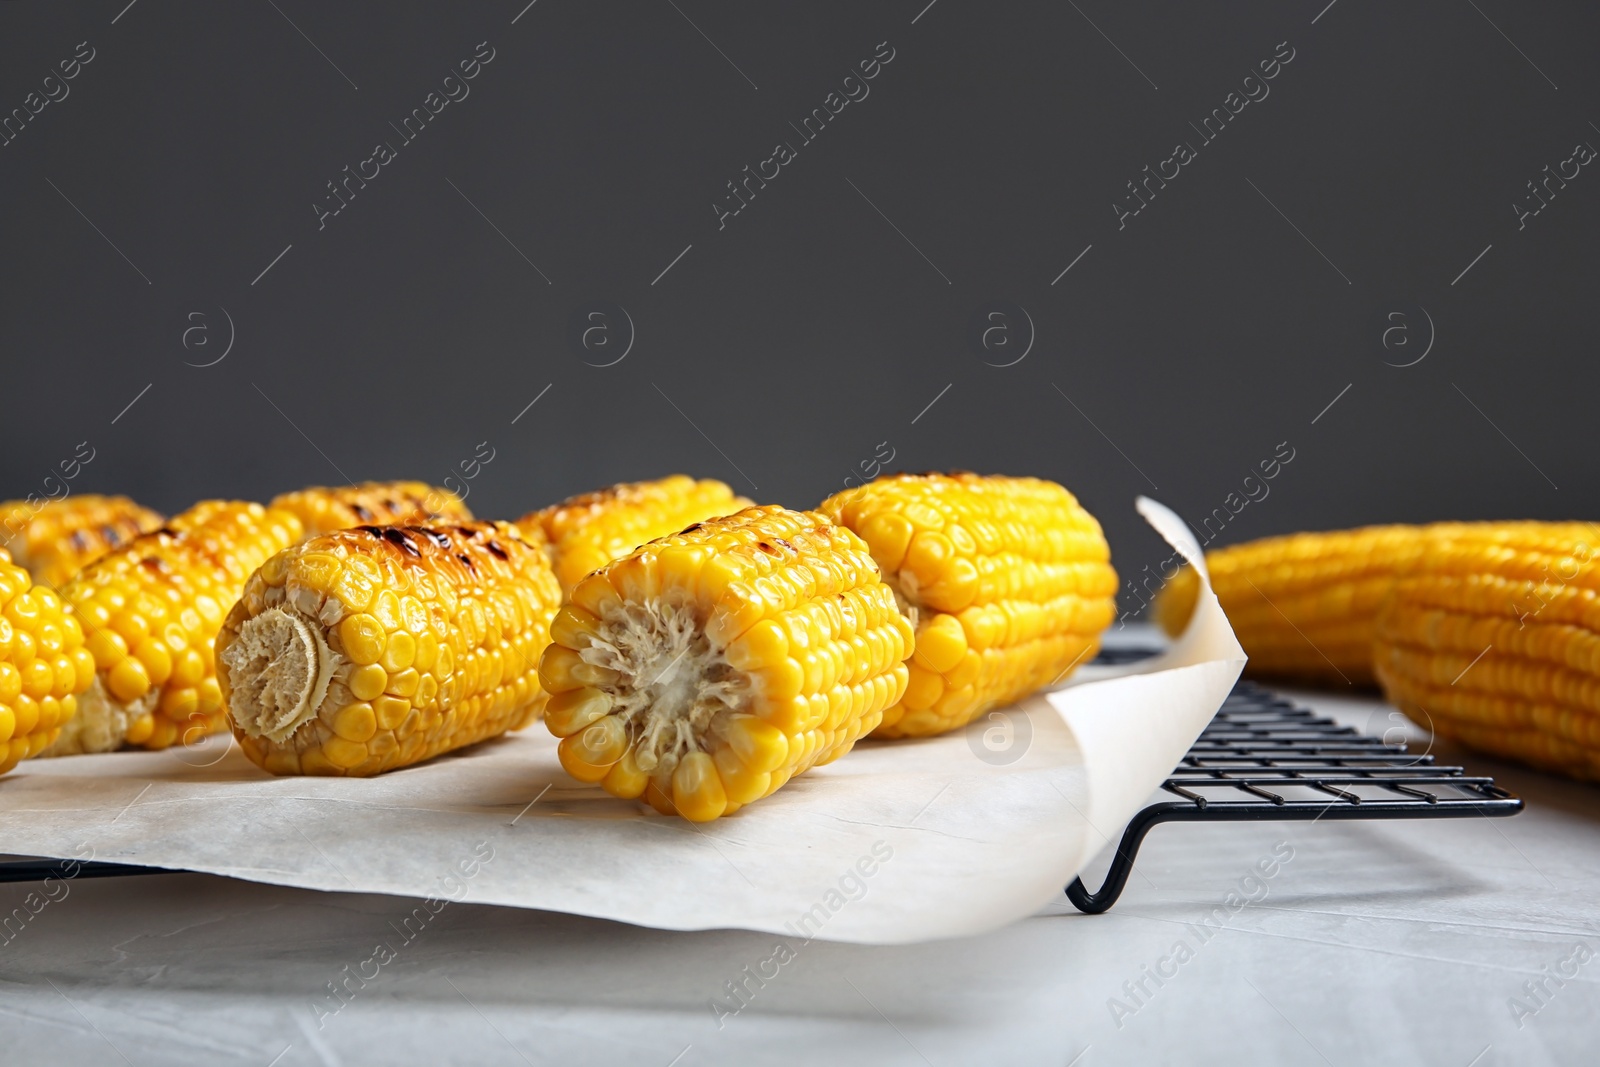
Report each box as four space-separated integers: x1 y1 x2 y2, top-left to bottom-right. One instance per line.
1032 495 1247 883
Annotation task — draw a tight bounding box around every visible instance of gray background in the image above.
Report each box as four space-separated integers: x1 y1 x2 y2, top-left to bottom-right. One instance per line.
2 0 1594 615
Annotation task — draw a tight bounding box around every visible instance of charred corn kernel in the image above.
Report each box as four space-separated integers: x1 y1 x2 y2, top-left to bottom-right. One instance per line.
539 505 910 821
1 495 166 589
218 521 561 776
518 475 753 592
820 473 1115 738
1372 522 1600 781
269 481 471 536
0 551 94 772
1153 523 1480 686
43 502 303 757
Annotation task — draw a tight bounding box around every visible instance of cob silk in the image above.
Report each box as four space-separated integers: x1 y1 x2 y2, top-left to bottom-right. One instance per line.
0 499 1246 944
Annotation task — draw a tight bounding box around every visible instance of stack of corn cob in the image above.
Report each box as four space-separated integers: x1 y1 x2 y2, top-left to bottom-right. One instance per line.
2 471 1127 821
1155 521 1600 781
41 482 470 756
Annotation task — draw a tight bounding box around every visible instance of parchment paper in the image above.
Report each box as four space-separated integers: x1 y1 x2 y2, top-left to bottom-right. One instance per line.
0 498 1243 945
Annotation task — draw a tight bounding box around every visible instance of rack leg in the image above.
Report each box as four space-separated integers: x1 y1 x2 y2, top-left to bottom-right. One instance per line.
1064 809 1174 914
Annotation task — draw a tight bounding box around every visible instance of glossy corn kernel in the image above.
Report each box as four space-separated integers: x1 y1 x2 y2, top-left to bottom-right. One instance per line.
820 473 1117 739
218 521 561 777
1 495 166 589
0 547 95 773
1152 523 1484 686
539 505 912 821
43 501 304 756
518 475 753 592
1372 522 1600 781
270 480 471 537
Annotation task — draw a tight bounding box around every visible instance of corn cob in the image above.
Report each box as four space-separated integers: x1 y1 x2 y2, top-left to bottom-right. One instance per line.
1 495 165 589
44 502 304 756
1373 522 1600 780
538 505 913 821
0 549 95 773
819 473 1116 739
1152 524 1477 686
270 480 471 537
218 521 561 776
519 475 752 592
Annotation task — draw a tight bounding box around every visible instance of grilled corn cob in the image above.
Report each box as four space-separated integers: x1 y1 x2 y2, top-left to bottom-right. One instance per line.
44 502 304 756
1153 524 1474 686
1373 522 1600 780
218 521 562 776
271 481 471 537
538 505 913 821
0 549 95 773
819 473 1116 739
519 475 752 591
1 495 165 588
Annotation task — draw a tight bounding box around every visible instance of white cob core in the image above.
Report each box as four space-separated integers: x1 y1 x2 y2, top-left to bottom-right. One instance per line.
222 607 336 743
579 595 750 775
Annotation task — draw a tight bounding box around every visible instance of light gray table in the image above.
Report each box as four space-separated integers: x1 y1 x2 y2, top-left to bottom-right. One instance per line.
3 632 1595 1066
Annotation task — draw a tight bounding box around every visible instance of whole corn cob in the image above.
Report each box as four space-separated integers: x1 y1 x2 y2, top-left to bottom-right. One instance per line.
218 521 562 776
538 505 913 821
0 549 95 773
1153 524 1475 686
1373 522 1600 780
819 473 1116 739
519 475 752 591
44 502 304 756
271 480 471 537
1 495 165 589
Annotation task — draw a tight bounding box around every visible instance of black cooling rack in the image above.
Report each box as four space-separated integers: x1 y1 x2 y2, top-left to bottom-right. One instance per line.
0 649 1524 896
1065 647 1524 913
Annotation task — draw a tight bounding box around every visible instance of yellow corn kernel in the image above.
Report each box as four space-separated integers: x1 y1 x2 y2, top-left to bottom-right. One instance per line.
218 521 561 776
912 613 967 673
332 702 378 743
338 613 386 665
544 687 612 735
820 473 1115 738
518 475 752 592
269 481 471 536
602 749 650 798
539 505 910 822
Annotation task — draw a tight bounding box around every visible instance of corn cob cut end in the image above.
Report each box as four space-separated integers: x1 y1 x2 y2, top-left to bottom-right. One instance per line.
539 505 912 821
221 607 336 744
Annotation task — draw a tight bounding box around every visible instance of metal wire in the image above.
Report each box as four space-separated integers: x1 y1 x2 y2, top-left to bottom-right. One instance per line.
1065 651 1522 913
